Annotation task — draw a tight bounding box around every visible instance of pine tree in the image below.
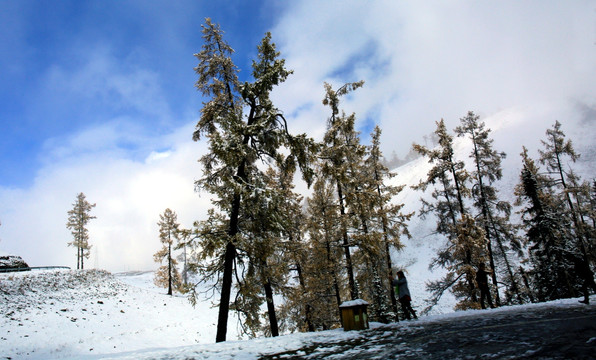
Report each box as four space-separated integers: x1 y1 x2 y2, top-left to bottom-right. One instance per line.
515 147 576 301
301 175 345 329
320 81 365 301
192 19 315 342
267 166 317 333
355 126 412 322
154 208 182 295
66 192 96 270
455 111 524 306
538 121 594 291
413 119 485 311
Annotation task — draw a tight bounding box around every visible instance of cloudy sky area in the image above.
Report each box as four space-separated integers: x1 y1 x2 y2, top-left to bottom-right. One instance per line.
1 1 595 271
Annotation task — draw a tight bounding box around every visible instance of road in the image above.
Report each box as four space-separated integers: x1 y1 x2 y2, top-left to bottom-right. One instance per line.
260 303 596 359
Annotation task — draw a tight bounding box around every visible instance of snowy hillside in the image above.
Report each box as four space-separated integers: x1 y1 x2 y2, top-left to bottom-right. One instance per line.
1 269 594 359
0 269 240 359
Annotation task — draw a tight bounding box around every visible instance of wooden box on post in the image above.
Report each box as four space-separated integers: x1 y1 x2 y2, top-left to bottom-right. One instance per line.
339 299 369 331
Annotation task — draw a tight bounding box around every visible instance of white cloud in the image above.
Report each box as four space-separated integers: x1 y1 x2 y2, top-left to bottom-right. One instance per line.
41 44 173 124
0 121 210 272
272 0 596 155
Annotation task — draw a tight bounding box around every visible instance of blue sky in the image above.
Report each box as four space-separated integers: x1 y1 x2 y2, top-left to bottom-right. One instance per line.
1 0 283 186
1 0 595 271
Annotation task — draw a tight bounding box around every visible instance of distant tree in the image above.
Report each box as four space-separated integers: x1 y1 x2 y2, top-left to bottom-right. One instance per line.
301 175 345 329
66 192 96 270
538 121 595 290
514 147 576 301
154 208 182 296
413 119 485 311
320 80 365 301
358 126 412 322
192 19 315 342
176 228 190 288
455 111 524 306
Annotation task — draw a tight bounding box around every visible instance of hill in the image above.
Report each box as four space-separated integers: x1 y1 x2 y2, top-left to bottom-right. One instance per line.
0 269 234 359
1 269 594 359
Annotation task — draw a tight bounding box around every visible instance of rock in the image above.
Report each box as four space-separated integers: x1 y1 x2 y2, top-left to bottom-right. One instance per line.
0 255 30 272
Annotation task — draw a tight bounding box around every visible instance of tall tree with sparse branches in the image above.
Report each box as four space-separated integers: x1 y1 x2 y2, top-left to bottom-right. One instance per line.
455 111 524 306
413 119 485 311
192 18 315 342
66 192 96 270
154 208 182 296
365 125 412 321
538 121 595 289
320 80 365 301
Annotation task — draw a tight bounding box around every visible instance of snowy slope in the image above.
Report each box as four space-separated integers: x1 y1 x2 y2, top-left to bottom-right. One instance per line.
1 269 593 359
0 269 240 359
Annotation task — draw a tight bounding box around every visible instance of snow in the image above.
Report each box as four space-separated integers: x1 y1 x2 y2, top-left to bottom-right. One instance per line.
0 269 241 359
339 299 369 308
0 255 28 268
1 269 593 360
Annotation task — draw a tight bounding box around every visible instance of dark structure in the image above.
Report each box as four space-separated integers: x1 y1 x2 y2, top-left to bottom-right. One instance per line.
0 255 30 272
340 299 369 331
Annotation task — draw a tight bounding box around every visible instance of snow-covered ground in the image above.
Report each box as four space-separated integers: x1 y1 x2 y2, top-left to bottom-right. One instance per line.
1 269 593 360
1 269 239 359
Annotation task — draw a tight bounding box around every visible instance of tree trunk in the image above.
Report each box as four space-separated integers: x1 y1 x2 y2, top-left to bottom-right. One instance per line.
167 242 172 296
216 103 254 342
336 180 357 300
325 236 343 326
216 189 242 343
385 242 399 321
216 240 236 342
295 262 315 332
263 277 279 337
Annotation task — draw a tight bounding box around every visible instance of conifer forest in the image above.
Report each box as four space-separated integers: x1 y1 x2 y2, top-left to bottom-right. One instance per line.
150 19 596 342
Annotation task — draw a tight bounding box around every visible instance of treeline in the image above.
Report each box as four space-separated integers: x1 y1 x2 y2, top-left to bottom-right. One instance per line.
414 114 595 313
151 19 596 343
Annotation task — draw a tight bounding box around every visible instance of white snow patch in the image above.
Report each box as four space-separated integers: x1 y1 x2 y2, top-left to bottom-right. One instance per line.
339 299 369 307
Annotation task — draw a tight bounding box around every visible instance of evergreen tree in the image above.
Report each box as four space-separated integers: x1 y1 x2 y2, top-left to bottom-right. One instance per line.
413 119 484 311
231 167 297 338
192 19 315 342
268 167 317 333
154 208 182 295
455 111 524 306
357 126 412 322
301 175 345 329
66 192 96 270
320 81 365 301
515 147 576 301
538 121 594 290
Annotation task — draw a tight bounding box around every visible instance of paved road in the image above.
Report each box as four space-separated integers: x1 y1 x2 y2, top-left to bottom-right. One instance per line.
261 303 596 359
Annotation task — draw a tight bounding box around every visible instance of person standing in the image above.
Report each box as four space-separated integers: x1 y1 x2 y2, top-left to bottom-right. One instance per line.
476 263 494 309
574 257 596 305
389 270 417 320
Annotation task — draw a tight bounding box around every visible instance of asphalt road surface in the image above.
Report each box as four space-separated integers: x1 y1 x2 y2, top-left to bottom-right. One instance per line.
261 303 596 359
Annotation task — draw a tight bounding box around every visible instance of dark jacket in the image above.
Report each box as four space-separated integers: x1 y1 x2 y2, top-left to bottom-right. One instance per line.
392 277 411 299
476 269 489 288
